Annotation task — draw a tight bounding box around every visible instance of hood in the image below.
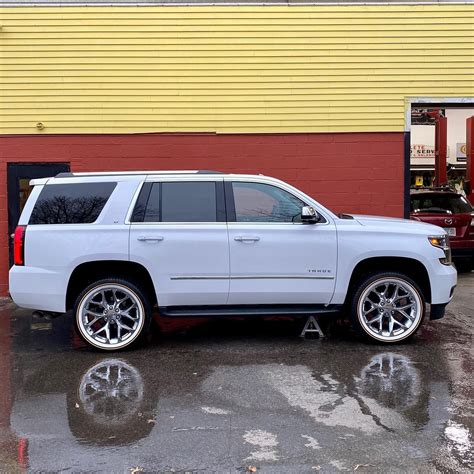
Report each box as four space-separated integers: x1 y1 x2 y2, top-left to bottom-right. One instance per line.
348 214 446 234
351 214 417 225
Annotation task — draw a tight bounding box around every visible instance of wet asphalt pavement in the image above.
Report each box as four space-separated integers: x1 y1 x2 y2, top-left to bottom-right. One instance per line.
0 274 472 473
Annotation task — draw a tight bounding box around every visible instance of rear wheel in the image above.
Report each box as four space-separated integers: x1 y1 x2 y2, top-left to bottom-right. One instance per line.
350 272 425 343
74 278 152 351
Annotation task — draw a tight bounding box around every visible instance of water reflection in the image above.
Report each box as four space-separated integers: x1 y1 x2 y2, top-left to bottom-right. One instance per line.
359 352 421 409
79 360 144 424
1 308 472 471
67 358 156 445
69 359 153 446
0 308 28 471
68 353 424 440
200 353 423 436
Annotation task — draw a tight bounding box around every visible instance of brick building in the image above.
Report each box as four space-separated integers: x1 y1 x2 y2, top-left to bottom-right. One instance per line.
0 0 473 295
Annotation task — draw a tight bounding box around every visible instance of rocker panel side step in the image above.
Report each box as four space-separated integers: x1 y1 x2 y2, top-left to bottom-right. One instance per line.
159 304 342 318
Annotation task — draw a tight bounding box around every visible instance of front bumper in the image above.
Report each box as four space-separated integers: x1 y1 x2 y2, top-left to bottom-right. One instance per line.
428 259 457 305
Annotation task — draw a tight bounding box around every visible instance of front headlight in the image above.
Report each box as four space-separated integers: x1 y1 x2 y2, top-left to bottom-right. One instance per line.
428 235 452 265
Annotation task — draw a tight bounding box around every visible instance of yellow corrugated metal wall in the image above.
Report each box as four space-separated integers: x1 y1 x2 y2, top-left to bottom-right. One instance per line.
0 5 473 134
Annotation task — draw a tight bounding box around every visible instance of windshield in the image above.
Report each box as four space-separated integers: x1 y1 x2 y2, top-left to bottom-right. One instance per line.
411 193 473 214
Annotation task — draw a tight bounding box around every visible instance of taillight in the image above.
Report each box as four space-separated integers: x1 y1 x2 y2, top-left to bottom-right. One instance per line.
13 226 26 266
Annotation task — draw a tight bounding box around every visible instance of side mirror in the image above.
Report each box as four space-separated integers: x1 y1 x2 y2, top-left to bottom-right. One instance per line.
301 206 320 224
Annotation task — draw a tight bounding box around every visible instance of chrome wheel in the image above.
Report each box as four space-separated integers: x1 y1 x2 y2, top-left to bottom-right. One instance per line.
77 283 145 350
357 277 423 342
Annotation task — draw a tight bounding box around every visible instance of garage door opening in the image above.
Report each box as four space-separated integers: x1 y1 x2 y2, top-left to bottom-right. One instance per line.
405 98 474 216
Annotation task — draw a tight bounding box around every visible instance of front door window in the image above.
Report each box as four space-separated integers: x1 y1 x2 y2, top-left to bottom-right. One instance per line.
232 182 305 223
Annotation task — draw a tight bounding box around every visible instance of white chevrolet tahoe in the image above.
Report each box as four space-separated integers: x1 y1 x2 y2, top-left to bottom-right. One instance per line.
9 171 457 351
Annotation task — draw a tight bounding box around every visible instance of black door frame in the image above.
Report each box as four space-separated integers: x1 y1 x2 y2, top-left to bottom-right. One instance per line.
7 162 70 266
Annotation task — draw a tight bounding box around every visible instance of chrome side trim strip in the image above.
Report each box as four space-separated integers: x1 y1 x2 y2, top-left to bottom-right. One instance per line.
170 276 229 280
2 2 470 6
170 275 335 280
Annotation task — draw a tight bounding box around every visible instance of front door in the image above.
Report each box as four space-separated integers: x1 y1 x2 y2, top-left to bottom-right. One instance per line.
226 180 337 305
7 163 70 267
129 179 230 307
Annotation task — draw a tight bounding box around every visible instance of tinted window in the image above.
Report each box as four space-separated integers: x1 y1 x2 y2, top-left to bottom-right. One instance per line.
130 182 152 223
143 183 161 222
232 182 305 223
29 182 116 224
137 182 218 223
411 194 473 214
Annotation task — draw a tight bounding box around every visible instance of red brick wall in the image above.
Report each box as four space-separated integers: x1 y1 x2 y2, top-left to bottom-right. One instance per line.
0 132 405 295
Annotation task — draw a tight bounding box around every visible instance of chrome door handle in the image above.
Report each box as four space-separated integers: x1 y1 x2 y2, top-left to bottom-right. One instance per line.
137 236 164 242
234 236 260 242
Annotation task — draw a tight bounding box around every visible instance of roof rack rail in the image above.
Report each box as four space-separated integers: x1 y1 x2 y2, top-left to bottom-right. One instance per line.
55 170 223 178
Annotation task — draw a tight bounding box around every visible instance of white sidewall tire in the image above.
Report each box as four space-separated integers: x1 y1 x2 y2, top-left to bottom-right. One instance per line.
354 275 425 344
76 282 146 351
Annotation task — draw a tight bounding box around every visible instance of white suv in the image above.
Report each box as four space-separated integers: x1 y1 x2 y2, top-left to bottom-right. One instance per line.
9 171 457 351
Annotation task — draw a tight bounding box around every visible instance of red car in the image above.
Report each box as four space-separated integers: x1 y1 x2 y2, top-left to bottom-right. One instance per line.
410 188 474 271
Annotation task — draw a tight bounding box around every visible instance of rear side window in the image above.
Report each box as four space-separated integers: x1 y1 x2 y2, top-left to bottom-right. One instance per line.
411 194 473 214
131 181 224 223
29 182 116 224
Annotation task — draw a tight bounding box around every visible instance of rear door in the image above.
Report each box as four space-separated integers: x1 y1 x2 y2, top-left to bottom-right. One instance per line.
226 179 337 305
129 178 230 307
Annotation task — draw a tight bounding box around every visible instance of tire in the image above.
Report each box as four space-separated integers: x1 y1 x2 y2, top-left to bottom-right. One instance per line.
73 277 152 351
349 272 425 344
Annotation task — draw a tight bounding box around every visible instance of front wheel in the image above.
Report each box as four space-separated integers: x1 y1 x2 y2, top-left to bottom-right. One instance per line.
74 278 152 351
350 272 425 343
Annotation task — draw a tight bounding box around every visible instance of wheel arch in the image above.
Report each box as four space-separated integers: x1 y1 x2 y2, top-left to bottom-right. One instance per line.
345 256 432 305
66 260 157 311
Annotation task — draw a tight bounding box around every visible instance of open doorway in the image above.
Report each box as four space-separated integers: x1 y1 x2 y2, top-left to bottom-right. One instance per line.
409 101 473 192
7 163 70 267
